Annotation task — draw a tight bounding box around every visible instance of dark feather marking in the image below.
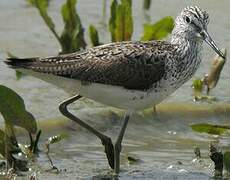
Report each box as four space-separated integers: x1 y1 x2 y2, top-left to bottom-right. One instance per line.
5 57 37 68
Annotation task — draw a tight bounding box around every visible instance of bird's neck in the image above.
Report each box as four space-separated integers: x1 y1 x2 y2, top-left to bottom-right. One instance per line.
170 31 203 82
171 30 203 51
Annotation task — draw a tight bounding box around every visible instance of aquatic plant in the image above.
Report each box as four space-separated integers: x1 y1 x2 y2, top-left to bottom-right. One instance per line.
0 85 38 171
192 79 204 97
34 0 86 54
0 85 66 175
109 0 133 42
89 0 173 47
45 134 67 171
89 25 100 46
191 124 230 178
60 0 86 53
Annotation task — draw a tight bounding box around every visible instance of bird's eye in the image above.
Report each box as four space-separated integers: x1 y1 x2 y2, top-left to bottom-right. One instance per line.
185 16 191 23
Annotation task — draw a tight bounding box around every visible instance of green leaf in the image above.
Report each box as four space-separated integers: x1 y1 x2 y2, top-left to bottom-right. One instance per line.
60 0 86 53
109 0 118 42
141 16 174 41
0 85 37 134
109 0 133 42
192 79 203 93
89 25 100 46
191 123 230 135
15 70 25 80
116 0 133 41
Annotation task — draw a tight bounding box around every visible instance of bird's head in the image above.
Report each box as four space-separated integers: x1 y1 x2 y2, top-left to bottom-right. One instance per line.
173 6 224 58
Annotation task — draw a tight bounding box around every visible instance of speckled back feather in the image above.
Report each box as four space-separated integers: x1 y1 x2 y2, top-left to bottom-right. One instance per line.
6 41 178 90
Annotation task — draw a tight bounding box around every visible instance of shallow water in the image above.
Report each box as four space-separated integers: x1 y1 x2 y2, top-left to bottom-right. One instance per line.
0 0 230 179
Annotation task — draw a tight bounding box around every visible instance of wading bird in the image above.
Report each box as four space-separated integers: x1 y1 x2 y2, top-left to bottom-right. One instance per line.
5 6 224 174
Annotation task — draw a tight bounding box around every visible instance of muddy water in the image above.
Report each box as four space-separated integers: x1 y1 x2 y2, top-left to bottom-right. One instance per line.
0 0 230 179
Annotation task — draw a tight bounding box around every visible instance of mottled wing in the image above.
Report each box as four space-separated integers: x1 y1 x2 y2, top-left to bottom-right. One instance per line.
5 41 175 91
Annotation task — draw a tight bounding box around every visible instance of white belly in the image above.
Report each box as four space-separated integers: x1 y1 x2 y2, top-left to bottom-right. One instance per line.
79 82 171 110
19 69 177 110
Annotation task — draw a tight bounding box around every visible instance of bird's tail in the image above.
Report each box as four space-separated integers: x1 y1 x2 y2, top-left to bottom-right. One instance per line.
4 57 38 69
4 57 79 94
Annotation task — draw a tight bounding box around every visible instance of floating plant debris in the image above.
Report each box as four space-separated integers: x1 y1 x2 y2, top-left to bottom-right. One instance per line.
191 123 229 135
192 49 227 101
203 49 227 94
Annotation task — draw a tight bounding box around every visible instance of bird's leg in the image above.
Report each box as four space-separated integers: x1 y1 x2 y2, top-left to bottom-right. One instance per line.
114 113 130 174
59 95 114 169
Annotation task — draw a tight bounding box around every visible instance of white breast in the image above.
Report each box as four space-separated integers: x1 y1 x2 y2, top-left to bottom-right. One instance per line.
19 69 178 110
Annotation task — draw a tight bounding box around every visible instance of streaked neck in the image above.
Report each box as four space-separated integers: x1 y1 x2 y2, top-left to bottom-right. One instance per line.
170 29 203 83
170 29 203 58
